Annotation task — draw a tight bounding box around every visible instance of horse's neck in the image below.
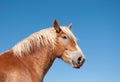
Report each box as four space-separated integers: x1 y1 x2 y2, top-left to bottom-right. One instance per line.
20 48 56 82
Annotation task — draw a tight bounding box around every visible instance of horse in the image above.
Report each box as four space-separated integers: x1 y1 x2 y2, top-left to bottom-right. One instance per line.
0 20 85 82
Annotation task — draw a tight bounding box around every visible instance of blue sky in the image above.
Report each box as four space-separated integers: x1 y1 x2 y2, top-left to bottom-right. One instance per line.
0 0 120 82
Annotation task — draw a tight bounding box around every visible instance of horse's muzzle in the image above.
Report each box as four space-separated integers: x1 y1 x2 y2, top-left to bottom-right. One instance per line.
72 57 85 69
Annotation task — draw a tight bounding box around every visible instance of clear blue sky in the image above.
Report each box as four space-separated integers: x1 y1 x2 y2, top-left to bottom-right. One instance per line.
0 0 120 82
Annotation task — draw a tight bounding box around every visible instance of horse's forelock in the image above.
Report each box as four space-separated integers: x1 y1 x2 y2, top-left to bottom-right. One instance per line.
61 27 77 42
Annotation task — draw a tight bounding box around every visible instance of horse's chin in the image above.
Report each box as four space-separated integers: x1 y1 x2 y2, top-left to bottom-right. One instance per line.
72 64 82 69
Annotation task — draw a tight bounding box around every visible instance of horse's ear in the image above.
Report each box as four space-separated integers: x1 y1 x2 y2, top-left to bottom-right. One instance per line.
53 19 62 33
68 23 72 29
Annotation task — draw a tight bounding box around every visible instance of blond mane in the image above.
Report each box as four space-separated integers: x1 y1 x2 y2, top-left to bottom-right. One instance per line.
13 27 77 56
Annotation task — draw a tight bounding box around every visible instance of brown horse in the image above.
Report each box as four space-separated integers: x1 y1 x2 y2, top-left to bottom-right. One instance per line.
0 20 85 82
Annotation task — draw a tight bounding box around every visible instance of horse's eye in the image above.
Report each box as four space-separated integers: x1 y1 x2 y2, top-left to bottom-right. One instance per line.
62 36 67 39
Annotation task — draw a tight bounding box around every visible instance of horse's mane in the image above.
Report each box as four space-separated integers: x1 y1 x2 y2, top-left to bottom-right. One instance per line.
13 27 76 56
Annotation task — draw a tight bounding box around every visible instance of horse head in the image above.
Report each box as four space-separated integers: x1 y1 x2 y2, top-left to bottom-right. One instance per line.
53 20 85 68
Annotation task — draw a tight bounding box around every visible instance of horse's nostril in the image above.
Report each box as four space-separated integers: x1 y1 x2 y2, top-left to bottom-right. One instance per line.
78 57 82 61
77 57 82 64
